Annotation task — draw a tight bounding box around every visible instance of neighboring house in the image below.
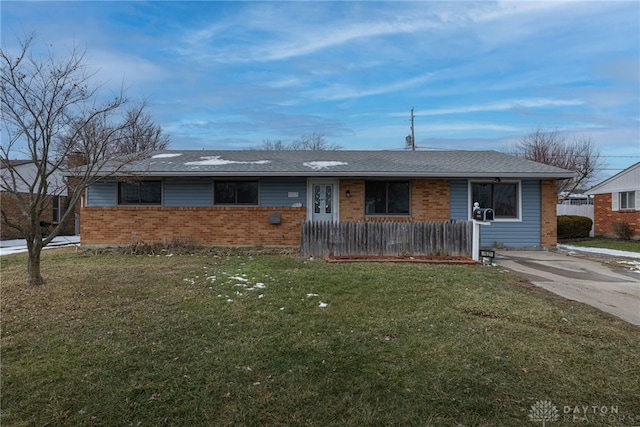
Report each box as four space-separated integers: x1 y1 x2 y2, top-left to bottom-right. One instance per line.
587 162 640 240
0 159 74 239
78 150 574 250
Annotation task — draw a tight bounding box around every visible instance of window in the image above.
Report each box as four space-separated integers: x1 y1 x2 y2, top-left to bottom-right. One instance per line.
52 195 61 223
214 181 258 205
365 181 410 215
620 191 636 210
472 182 519 219
118 181 162 205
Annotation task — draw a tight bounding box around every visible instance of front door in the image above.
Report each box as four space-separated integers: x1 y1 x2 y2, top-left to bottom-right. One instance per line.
309 181 337 222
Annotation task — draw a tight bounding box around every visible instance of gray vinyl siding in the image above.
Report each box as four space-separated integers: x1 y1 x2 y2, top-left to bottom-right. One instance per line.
450 179 542 248
260 178 307 207
164 178 212 207
86 181 116 207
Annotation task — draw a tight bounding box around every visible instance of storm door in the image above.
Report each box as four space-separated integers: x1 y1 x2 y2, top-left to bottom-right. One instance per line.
309 180 338 222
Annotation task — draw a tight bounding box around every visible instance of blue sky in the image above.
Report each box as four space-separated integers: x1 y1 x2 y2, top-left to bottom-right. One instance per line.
2 1 639 178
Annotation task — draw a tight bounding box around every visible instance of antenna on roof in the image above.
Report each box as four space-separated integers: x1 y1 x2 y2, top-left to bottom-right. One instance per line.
405 107 415 151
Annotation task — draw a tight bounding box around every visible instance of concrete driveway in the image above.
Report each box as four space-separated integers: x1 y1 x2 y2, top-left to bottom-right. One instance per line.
494 250 640 326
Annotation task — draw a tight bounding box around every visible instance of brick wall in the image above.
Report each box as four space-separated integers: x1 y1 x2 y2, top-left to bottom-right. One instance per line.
593 193 640 238
540 179 558 247
1 191 74 239
80 206 307 246
339 179 450 222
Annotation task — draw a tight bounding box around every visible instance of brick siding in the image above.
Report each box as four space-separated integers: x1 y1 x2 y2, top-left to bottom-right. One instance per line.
540 180 558 247
593 193 640 239
339 179 450 222
80 206 307 246
0 191 75 239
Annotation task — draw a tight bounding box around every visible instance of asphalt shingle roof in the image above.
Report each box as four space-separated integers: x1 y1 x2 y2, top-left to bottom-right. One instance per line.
98 150 576 179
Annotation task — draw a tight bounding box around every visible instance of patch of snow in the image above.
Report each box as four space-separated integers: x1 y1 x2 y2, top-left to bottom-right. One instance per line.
0 236 80 257
306 293 319 297
318 302 328 308
254 283 266 289
229 276 249 282
185 156 271 166
619 260 640 272
152 153 182 159
558 244 640 259
303 161 347 170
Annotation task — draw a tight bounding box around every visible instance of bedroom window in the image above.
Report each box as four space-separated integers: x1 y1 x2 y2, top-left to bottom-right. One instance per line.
118 181 162 205
214 181 259 205
471 182 519 219
365 181 410 215
620 191 636 210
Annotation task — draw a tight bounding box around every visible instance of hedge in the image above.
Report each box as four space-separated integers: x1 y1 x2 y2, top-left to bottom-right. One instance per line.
557 215 593 240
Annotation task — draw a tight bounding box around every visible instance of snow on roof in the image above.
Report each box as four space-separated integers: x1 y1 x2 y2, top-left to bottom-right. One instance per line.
303 161 348 170
152 153 183 159
184 156 271 166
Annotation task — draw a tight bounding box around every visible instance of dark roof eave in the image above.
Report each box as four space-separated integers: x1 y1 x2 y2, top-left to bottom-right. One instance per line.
93 171 577 179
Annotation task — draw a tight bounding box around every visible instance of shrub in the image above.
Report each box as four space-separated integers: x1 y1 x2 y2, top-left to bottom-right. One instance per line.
612 221 632 240
557 215 593 240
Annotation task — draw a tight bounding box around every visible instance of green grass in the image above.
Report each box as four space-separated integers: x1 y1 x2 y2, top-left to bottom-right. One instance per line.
563 238 640 253
2 248 639 426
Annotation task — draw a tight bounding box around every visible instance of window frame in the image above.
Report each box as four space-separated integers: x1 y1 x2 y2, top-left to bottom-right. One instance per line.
620 191 636 210
213 180 260 205
364 180 411 216
52 195 61 223
117 180 163 205
469 180 522 221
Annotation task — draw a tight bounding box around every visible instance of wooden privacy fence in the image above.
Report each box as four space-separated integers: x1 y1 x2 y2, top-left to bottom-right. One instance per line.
300 220 473 257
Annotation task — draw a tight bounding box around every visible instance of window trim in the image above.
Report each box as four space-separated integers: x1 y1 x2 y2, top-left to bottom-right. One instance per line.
620 191 636 210
117 180 163 205
468 180 522 222
364 179 411 216
213 179 260 205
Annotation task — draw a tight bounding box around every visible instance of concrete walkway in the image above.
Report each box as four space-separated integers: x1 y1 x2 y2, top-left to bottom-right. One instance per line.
495 250 640 326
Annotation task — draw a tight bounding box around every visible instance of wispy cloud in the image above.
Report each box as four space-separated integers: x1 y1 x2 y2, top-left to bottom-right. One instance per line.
309 72 437 102
404 99 584 117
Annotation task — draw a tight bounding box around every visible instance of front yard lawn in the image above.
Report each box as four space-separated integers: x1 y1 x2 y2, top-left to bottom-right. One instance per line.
1 248 639 426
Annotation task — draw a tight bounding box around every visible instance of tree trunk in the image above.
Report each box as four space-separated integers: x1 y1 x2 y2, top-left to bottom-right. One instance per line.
26 241 44 286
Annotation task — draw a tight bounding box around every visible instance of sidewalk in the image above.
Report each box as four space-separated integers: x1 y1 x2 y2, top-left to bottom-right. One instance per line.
0 235 80 256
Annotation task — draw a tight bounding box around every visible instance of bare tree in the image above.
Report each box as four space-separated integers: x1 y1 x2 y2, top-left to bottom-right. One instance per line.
257 132 341 150
290 132 342 150
259 139 287 150
112 101 170 154
512 128 603 201
1 34 161 285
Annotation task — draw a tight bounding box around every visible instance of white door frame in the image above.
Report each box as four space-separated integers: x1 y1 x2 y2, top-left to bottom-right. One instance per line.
306 179 340 222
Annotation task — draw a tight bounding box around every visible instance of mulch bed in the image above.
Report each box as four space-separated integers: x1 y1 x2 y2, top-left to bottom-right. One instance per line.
324 255 477 264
